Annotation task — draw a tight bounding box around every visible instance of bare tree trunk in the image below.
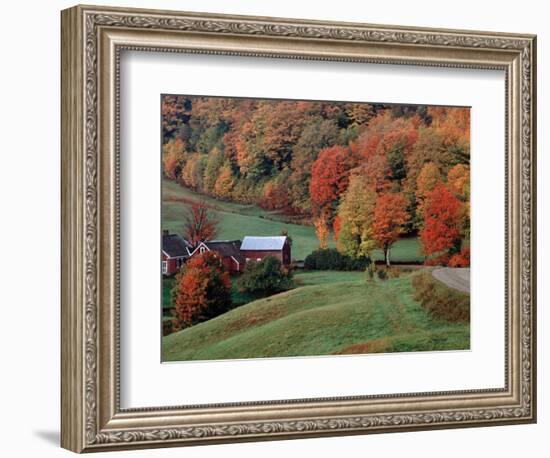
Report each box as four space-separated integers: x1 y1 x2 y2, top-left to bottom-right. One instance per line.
385 246 391 267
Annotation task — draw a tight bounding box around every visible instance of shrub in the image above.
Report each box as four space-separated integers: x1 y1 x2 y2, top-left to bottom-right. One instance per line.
386 267 401 278
304 248 370 271
376 268 387 280
423 253 450 266
412 271 469 322
162 318 173 337
448 247 470 267
237 256 293 295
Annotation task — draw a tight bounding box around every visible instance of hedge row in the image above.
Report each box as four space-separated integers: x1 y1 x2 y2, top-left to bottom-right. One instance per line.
304 249 371 271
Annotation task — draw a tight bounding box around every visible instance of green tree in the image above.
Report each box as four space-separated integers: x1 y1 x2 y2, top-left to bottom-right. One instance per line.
237 257 293 295
203 147 225 193
387 147 406 185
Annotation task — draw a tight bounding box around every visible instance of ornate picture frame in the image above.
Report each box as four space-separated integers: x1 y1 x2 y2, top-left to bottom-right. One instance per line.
61 4 536 453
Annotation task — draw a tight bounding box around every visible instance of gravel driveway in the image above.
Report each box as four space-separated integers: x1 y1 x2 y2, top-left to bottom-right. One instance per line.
432 267 470 293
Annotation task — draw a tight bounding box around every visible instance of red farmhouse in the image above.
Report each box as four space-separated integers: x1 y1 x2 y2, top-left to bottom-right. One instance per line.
162 230 192 276
240 236 291 266
190 240 245 275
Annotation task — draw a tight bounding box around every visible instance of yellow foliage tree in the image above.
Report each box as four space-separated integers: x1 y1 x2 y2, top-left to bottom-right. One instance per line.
336 174 377 258
213 163 235 198
313 211 330 249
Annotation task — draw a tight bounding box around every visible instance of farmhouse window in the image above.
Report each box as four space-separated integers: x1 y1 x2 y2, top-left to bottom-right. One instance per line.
162 261 167 274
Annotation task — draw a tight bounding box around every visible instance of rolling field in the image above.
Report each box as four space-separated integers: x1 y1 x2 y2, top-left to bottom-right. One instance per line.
162 178 423 262
162 270 470 361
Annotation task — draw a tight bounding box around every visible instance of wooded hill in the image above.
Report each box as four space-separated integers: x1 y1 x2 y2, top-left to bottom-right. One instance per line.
162 95 470 266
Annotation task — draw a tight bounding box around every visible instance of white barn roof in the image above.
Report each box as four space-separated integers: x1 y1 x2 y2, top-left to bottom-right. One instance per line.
241 236 287 251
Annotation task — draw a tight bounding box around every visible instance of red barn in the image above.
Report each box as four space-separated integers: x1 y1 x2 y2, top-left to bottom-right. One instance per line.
162 230 192 276
189 240 245 275
240 236 291 266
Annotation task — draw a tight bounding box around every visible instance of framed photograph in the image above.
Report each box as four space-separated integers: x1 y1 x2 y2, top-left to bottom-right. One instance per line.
61 4 537 453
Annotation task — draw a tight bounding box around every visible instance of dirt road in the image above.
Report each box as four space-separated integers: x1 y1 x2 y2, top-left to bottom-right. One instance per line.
432 267 470 293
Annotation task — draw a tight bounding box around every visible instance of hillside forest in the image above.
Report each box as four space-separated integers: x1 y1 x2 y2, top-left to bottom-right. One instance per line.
162 95 470 266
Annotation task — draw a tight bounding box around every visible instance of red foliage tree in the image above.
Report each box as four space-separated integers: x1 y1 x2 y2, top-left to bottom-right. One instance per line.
183 201 220 246
309 145 358 216
420 183 463 260
173 251 232 327
372 193 409 266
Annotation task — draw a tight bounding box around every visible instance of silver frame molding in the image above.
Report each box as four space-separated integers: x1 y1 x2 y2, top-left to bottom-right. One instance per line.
61 4 537 453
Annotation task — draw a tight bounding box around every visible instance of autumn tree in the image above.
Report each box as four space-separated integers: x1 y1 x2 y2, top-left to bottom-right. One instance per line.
447 163 470 197
404 128 445 195
420 183 463 262
162 95 191 142
313 210 331 249
183 201 219 246
351 112 419 194
213 163 235 198
415 162 441 226
372 193 409 266
203 147 225 193
336 174 377 259
345 103 376 127
332 215 342 242
261 100 311 170
288 117 339 213
447 164 470 239
162 138 186 179
309 145 358 217
172 251 232 327
260 181 289 211
428 106 470 153
416 162 441 201
181 153 207 190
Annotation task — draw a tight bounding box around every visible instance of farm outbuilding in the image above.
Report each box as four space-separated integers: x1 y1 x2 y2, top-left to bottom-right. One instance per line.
189 240 245 274
240 236 291 266
162 230 193 276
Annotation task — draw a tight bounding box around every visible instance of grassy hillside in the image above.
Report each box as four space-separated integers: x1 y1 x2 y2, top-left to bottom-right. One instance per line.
162 178 423 262
162 270 469 361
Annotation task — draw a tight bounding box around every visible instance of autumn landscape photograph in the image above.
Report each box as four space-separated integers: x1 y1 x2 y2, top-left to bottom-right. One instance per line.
160 94 471 362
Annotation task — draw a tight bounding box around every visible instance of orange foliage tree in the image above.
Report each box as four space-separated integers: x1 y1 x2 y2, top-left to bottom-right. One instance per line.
162 138 185 179
428 106 470 150
260 181 289 211
213 163 235 198
447 163 470 197
173 251 232 327
183 201 219 246
373 193 409 266
420 183 463 263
